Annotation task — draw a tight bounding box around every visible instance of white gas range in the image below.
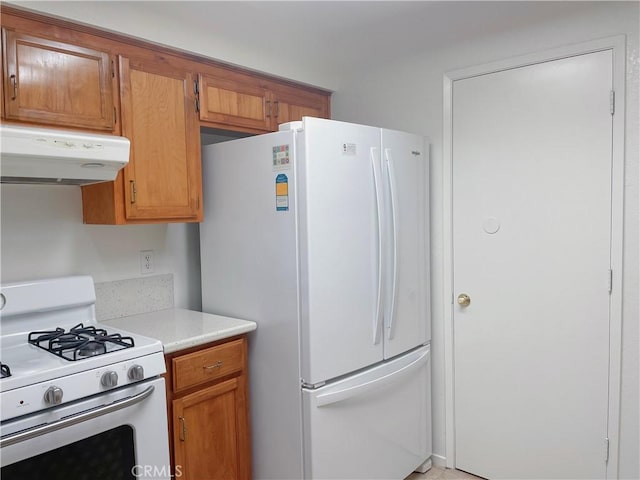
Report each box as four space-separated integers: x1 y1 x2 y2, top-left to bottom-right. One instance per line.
0 276 171 479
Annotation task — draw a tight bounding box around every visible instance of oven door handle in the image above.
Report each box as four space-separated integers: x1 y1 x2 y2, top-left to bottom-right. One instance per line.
0 385 155 448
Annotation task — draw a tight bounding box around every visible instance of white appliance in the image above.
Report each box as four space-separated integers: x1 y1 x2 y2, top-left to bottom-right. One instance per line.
200 117 431 479
0 276 171 480
0 124 129 185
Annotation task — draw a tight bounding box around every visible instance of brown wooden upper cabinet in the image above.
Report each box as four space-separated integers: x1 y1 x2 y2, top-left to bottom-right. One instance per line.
198 73 330 132
198 73 271 131
118 56 202 222
267 83 330 126
1 28 114 131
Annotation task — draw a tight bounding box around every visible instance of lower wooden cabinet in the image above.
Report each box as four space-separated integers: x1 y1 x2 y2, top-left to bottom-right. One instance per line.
165 336 251 480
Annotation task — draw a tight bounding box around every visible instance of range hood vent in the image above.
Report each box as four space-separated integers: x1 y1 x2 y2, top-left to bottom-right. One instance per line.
0 125 130 186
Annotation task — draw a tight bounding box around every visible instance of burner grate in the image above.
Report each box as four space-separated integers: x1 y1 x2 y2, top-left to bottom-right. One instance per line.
28 323 135 361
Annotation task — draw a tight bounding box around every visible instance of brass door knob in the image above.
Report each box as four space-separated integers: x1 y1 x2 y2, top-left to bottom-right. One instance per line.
457 293 471 307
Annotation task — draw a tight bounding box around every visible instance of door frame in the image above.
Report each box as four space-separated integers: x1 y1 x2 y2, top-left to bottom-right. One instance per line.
442 35 626 477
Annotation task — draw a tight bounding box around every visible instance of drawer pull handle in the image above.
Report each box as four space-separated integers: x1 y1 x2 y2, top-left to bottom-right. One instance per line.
203 361 223 370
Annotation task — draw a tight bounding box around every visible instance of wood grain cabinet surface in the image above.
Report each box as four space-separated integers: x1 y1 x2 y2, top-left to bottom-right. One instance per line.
198 73 272 132
1 28 115 131
198 73 330 132
166 337 251 480
118 56 202 222
267 82 330 127
1 6 330 225
81 54 203 224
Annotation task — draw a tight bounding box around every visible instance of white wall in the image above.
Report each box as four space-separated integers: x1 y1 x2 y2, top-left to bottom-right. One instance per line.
0 184 202 310
331 2 639 476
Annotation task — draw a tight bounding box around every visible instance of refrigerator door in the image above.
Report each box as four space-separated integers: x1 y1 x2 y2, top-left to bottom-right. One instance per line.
381 129 430 359
302 345 431 479
298 117 384 385
200 130 305 480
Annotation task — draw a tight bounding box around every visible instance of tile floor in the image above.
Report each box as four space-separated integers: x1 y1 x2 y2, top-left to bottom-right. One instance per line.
406 466 483 480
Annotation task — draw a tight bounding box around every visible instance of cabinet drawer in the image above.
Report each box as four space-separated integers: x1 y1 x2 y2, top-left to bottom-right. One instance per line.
173 339 244 392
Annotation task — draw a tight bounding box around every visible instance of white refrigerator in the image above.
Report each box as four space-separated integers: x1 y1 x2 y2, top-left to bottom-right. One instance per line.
200 117 431 480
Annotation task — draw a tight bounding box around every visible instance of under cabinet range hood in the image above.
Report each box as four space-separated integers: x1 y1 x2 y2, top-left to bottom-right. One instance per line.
0 125 130 185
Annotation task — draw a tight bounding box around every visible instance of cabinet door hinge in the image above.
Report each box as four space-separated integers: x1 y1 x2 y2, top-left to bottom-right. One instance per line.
194 80 200 113
111 60 115 78
607 269 613 294
610 90 615 115
604 437 610 463
130 180 137 204
113 107 117 124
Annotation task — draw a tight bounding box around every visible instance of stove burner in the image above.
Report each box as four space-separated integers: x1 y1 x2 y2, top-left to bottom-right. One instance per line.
0 362 11 378
77 341 107 357
28 323 135 361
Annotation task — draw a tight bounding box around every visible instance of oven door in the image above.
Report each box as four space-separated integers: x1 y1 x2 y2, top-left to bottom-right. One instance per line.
0 377 171 480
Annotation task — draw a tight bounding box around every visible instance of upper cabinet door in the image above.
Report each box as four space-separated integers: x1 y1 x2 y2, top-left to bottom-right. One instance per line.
269 85 329 127
2 29 114 131
198 73 271 132
119 56 202 221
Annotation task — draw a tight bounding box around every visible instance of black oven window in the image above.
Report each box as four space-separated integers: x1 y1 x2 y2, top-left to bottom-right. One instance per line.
1 425 136 480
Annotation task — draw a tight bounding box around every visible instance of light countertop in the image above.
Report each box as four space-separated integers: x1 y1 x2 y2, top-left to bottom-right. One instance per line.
102 308 257 354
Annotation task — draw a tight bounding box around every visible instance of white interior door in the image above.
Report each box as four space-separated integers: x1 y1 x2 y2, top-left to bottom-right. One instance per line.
452 51 613 479
381 129 429 359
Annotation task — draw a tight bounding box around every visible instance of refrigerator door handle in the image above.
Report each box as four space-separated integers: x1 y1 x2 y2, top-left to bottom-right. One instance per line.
314 348 429 407
385 148 398 340
371 147 383 345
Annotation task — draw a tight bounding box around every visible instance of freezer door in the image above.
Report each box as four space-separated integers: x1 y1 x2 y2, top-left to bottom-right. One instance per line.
381 129 430 358
298 118 384 384
302 345 431 479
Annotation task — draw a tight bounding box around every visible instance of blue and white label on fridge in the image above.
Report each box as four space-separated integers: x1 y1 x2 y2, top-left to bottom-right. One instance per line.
275 174 289 211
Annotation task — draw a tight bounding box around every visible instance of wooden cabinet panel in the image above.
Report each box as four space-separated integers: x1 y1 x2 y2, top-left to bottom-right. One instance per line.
199 73 271 131
198 73 331 132
172 339 244 392
2 28 114 131
119 56 202 221
166 336 251 480
270 86 329 126
173 377 250 480
1 6 330 224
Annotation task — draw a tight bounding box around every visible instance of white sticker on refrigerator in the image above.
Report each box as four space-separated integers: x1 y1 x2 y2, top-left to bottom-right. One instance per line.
342 143 357 155
273 144 291 171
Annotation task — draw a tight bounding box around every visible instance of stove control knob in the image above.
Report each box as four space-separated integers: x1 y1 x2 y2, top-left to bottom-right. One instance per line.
128 365 144 382
101 371 119 388
44 386 63 406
